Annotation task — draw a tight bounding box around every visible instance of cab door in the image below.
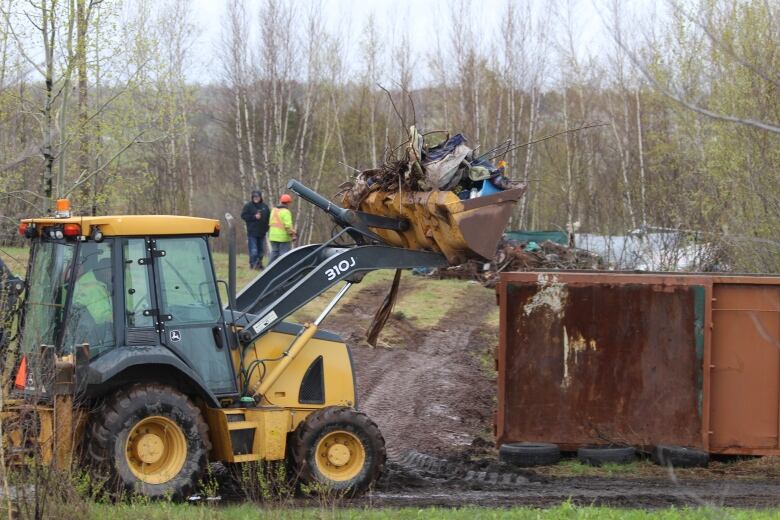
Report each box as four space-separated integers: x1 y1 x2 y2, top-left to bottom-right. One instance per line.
123 238 159 347
152 236 236 395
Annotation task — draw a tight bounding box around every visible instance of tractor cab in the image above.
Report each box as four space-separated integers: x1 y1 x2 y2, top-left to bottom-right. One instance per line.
15 202 233 399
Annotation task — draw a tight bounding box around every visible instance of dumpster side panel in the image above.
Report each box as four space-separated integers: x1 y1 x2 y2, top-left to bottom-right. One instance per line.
710 284 780 451
498 274 704 449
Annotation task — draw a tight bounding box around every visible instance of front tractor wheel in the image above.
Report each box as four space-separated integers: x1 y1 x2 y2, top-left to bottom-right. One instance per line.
87 383 210 499
292 407 385 496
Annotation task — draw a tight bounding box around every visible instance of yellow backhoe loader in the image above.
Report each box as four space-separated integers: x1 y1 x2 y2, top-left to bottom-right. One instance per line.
1 180 520 499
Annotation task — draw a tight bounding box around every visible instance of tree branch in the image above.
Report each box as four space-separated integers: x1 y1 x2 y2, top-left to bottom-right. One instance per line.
0 145 41 172
668 0 780 91
64 131 146 197
607 10 780 135
1 6 45 76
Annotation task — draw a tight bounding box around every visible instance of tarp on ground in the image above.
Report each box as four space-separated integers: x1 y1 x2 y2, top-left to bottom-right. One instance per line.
574 232 718 271
504 230 569 245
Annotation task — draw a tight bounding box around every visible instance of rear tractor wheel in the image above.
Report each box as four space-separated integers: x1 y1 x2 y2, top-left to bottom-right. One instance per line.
292 407 385 496
87 383 210 499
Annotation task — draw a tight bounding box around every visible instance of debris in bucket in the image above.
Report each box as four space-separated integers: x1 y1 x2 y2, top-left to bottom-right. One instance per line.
428 237 605 288
339 126 525 209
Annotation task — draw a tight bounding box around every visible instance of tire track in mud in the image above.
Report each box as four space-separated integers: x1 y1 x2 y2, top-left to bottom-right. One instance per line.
365 450 780 508
323 278 496 460
365 475 780 508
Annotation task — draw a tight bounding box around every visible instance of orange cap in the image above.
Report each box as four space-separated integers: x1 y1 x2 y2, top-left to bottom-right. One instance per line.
280 194 292 204
55 199 70 212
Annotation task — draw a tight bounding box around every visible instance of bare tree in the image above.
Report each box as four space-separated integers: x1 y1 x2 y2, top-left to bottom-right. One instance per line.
608 0 780 134
220 0 252 195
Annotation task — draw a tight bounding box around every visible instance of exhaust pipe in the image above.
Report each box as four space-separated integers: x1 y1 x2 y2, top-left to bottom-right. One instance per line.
224 213 237 310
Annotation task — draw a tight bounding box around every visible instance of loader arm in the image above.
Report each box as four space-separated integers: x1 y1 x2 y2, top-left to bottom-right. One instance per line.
234 243 447 345
224 180 449 346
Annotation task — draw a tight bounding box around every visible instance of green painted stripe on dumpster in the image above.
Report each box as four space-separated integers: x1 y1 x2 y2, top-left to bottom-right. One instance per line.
693 285 705 417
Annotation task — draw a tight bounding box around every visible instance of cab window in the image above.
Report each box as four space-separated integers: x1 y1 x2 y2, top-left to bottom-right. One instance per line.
61 241 114 357
123 239 154 328
156 237 220 325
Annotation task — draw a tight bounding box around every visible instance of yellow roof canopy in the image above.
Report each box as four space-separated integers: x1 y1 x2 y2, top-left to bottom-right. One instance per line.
20 215 220 237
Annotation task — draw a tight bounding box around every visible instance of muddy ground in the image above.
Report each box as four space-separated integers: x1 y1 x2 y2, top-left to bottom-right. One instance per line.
328 281 495 460
308 276 780 508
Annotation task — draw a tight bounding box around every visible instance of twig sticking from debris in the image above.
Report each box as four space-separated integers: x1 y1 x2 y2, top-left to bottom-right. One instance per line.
499 122 608 157
378 83 406 133
431 239 605 288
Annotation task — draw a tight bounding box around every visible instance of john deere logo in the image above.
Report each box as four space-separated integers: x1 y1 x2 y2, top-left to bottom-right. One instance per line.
169 330 182 342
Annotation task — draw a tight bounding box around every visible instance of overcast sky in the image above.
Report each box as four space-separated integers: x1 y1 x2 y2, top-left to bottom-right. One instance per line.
186 0 639 83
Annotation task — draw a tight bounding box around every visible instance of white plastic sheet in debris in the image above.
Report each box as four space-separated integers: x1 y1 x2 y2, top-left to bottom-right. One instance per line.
574 232 717 271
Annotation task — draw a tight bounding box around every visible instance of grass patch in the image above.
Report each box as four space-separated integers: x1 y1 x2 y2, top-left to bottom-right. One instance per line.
542 459 651 477
371 272 497 348
0 245 29 275
475 306 500 378
289 269 398 323
392 275 478 329
211 250 258 297
534 455 780 480
84 504 780 519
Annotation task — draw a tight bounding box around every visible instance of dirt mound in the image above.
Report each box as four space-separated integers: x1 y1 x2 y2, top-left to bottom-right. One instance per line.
323 279 496 460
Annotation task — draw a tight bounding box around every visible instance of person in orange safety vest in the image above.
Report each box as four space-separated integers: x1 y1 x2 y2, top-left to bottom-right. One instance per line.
268 193 297 263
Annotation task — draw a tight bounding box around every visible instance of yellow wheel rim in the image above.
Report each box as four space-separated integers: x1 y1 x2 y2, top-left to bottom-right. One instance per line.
125 416 187 485
314 430 366 482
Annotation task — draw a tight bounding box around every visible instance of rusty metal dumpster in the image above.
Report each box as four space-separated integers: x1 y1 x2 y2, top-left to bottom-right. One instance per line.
497 271 780 455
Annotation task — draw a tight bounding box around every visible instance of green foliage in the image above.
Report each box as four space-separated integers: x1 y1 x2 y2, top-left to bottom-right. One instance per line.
0 0 778 274
197 464 220 500
642 0 780 271
83 504 780 520
233 460 294 504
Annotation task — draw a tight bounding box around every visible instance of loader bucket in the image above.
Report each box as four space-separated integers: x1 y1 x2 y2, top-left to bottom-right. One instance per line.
352 186 525 265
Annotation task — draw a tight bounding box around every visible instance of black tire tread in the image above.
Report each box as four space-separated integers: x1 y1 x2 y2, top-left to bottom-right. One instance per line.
291 406 385 496
499 442 561 467
577 445 637 466
85 383 211 499
652 444 709 468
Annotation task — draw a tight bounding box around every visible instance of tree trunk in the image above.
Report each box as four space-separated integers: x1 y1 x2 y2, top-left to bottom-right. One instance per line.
242 90 258 188
563 87 575 246
519 88 538 228
76 0 89 206
610 92 636 231
41 0 55 204
234 90 248 195
635 87 647 230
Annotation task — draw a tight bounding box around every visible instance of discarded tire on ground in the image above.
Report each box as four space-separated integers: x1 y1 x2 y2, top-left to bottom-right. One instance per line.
652 444 709 468
499 442 560 467
577 445 636 466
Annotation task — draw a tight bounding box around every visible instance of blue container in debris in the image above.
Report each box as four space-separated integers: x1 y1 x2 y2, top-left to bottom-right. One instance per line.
479 178 502 197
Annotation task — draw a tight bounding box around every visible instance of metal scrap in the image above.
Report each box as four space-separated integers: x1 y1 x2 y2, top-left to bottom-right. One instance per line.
431 239 605 288
338 127 524 210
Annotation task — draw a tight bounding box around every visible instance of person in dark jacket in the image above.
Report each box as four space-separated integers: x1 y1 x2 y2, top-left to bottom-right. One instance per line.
240 190 270 269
